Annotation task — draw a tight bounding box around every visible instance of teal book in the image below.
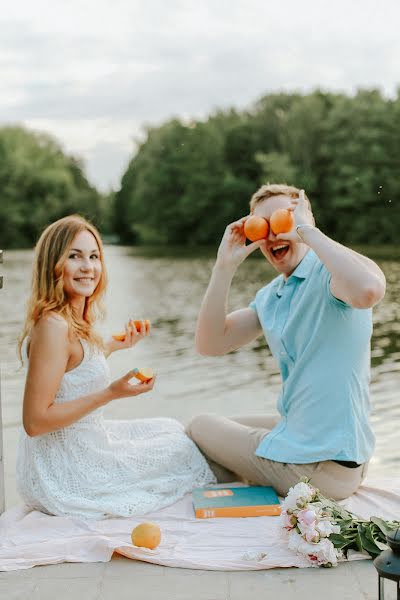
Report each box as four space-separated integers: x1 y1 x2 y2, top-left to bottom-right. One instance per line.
192 485 281 518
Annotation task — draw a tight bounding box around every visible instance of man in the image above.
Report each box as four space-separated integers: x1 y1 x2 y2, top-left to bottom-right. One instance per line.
186 184 386 499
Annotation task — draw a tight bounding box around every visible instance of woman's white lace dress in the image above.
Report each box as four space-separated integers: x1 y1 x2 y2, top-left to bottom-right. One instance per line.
16 340 215 519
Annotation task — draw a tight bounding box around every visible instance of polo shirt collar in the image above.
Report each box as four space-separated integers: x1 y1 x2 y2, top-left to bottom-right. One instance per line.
289 248 316 281
276 250 316 297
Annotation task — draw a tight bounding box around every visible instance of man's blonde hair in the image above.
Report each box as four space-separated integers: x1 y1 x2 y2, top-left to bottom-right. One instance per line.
249 183 312 213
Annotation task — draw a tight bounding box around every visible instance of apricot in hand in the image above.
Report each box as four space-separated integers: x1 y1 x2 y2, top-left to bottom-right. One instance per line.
131 522 161 549
112 319 151 342
269 209 294 235
244 216 269 241
112 332 126 342
132 367 154 383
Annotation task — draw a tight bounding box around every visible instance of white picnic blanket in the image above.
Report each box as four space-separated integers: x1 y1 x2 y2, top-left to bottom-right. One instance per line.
0 478 399 572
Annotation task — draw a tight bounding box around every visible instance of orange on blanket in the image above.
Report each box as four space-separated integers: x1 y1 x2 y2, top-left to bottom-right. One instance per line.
131 522 161 549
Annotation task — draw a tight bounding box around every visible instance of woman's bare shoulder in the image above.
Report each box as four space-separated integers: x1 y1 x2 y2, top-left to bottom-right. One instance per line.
31 312 69 341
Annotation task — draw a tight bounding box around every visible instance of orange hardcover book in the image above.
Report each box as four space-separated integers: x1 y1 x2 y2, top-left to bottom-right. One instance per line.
192 485 281 518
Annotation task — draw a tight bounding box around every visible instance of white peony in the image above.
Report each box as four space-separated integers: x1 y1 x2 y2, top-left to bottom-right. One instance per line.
297 521 320 543
288 530 339 566
281 482 315 511
316 519 341 538
297 508 319 526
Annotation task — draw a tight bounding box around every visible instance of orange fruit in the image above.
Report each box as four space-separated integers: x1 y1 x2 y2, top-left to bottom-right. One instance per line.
132 367 154 383
131 522 161 549
270 209 294 234
244 215 269 241
112 332 126 342
112 320 151 342
130 319 150 332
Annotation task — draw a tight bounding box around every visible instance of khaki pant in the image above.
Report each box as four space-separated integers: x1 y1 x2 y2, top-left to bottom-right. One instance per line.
186 414 368 500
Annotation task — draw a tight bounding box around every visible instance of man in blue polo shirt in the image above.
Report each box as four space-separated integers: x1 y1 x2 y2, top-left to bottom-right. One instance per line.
186 184 386 499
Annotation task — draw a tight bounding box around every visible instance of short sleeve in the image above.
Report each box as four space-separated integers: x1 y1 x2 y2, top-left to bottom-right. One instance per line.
249 298 257 311
321 264 351 309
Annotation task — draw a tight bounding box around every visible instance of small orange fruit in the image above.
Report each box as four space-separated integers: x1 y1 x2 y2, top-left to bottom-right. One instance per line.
112 320 151 342
132 367 154 383
270 209 295 234
130 319 151 333
112 332 126 342
131 522 161 550
244 215 269 241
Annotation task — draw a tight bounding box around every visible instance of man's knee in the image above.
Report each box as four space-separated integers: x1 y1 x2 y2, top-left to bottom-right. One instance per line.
185 413 215 442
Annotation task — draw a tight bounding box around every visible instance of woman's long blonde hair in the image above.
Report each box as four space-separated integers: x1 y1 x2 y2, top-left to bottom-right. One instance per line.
19 215 107 358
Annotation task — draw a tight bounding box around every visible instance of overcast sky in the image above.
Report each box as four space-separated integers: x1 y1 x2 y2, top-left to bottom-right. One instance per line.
1 0 399 191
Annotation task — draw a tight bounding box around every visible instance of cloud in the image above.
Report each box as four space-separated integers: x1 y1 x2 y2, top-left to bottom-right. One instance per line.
1 0 400 190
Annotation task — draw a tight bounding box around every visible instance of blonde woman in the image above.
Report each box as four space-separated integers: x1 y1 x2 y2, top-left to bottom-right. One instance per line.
16 215 214 519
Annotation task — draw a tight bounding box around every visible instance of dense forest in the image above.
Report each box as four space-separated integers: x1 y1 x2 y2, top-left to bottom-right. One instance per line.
114 89 400 246
2 89 399 248
0 126 110 248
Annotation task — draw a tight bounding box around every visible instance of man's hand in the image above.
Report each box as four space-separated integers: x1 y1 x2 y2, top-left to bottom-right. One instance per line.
275 190 315 244
216 216 266 270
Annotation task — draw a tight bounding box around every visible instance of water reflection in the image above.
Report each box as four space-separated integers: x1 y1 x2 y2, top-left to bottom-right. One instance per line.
0 245 399 479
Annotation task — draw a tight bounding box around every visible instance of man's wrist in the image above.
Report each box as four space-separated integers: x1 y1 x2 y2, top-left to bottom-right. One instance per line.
214 260 237 276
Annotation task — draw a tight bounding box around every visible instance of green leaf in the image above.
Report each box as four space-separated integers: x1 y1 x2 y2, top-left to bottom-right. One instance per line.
366 524 382 546
329 533 348 548
355 525 363 552
370 517 391 537
358 525 381 557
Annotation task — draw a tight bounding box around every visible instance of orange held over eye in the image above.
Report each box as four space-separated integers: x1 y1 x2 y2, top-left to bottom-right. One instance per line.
131 522 161 550
244 215 269 241
270 209 295 235
132 367 154 383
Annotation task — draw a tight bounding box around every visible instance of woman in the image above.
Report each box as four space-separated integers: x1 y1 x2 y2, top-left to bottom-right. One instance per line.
16 215 214 519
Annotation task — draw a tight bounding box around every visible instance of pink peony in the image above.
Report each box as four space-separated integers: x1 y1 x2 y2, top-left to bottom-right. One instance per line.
297 508 318 526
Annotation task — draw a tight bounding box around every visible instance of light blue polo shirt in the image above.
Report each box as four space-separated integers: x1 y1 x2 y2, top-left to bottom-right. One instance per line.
250 249 375 464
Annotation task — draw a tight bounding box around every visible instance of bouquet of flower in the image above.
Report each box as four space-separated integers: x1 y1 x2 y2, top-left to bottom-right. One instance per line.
281 478 400 567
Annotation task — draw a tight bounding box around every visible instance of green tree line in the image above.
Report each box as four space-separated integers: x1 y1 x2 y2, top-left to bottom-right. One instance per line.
1 89 399 249
0 126 110 248
115 89 400 246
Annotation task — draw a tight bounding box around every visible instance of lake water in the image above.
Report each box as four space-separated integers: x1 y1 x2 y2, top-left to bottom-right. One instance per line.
1 245 399 480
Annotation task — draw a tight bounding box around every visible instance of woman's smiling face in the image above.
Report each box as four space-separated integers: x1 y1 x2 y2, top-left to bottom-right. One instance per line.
253 194 309 278
63 230 102 303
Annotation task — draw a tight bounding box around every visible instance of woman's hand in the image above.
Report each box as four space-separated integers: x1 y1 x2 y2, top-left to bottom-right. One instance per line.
106 319 151 356
216 216 266 271
108 370 156 400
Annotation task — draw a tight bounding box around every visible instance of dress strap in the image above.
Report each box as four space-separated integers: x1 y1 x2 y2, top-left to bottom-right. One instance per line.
21 337 30 364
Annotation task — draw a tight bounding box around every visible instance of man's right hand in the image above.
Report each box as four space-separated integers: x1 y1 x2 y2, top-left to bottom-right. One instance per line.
216 216 266 271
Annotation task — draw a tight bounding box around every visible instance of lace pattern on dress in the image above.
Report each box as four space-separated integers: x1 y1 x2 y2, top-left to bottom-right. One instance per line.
16 337 215 518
